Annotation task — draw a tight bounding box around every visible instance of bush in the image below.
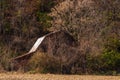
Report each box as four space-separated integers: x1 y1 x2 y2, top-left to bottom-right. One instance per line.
86 37 120 75
0 46 14 71
101 38 120 73
36 11 52 32
27 52 61 74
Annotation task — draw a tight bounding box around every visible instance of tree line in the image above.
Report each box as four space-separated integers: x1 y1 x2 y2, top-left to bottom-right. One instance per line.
0 0 120 75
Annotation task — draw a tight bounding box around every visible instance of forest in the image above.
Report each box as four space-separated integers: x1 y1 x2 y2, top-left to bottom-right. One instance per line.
0 0 120 75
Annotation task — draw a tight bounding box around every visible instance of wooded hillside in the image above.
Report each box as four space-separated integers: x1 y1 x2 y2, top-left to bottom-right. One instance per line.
0 0 120 74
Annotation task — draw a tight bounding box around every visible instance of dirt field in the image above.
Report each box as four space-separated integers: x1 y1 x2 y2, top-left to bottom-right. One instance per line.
0 73 120 80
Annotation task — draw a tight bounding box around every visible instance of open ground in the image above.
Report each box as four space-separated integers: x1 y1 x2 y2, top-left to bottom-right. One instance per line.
0 73 120 80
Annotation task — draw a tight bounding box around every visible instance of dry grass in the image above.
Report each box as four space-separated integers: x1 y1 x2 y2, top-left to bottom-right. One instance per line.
0 72 119 80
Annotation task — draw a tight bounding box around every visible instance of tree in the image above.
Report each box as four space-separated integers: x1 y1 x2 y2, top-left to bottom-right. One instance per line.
50 0 120 55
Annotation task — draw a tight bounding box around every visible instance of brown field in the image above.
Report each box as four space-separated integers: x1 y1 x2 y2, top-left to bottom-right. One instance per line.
0 73 120 80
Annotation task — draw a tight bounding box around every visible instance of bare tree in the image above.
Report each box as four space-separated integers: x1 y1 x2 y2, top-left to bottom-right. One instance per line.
50 0 120 55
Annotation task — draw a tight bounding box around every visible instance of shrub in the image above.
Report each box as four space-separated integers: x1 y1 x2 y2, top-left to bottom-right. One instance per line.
27 52 61 74
0 46 14 71
36 11 52 32
101 38 120 73
86 37 120 75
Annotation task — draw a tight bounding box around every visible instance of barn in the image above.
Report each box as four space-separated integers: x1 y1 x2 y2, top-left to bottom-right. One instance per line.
12 30 80 72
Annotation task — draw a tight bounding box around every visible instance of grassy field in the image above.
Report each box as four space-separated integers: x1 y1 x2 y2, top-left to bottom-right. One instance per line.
0 73 120 80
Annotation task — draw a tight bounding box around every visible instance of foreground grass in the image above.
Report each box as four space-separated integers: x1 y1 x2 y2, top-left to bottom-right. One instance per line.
0 73 120 80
